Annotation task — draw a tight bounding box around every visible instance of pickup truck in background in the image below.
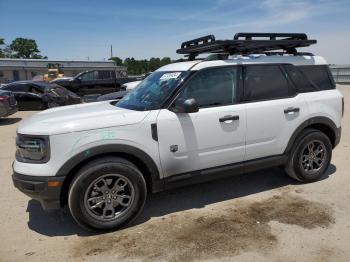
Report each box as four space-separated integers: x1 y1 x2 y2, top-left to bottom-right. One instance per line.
51 69 143 101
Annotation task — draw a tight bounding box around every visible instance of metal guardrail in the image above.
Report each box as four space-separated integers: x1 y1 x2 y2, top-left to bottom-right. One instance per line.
330 65 350 83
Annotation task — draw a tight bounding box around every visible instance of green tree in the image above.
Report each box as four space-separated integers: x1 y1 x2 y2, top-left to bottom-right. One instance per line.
109 56 123 66
9 38 46 59
160 57 171 66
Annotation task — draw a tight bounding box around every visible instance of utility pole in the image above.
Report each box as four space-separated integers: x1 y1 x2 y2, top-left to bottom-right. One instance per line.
110 44 113 58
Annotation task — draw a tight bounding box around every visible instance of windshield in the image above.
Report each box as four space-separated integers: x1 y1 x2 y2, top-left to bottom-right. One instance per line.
117 71 188 111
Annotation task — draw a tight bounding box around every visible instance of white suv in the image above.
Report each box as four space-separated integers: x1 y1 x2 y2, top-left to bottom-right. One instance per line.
12 33 343 231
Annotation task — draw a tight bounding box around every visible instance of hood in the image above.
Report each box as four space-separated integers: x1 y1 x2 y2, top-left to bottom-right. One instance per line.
18 101 150 135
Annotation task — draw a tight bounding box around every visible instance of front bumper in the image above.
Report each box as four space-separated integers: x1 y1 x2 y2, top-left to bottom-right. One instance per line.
12 172 65 211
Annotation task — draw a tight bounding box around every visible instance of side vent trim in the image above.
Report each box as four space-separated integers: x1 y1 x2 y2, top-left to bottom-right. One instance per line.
151 123 158 141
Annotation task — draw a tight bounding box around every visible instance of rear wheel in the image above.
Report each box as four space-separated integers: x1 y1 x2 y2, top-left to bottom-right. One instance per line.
285 129 332 182
68 157 147 231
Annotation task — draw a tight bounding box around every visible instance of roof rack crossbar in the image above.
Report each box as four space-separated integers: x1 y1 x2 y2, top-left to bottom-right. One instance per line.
234 32 308 41
177 32 316 60
181 35 216 49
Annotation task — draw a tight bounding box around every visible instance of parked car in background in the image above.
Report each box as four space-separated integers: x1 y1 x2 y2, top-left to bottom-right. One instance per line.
123 80 142 91
97 80 142 102
0 90 17 117
51 70 143 99
1 81 81 110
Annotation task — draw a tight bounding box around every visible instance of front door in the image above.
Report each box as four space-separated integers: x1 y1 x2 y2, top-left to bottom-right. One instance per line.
156 66 246 178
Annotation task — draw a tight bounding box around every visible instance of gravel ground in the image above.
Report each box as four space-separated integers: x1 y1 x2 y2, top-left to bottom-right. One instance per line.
0 85 349 262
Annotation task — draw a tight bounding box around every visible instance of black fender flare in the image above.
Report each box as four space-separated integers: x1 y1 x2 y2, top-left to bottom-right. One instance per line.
284 116 340 154
57 144 163 193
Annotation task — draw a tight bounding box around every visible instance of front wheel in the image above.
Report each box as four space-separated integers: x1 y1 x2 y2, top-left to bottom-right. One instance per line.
68 157 147 231
285 129 332 183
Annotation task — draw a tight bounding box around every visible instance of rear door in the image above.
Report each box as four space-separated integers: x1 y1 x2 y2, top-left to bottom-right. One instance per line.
243 64 309 160
156 66 247 178
94 70 118 94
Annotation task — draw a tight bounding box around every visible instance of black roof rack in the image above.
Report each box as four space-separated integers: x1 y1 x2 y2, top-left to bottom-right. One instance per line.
177 32 316 60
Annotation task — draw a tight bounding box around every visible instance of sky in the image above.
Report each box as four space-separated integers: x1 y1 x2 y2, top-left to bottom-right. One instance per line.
1 0 350 64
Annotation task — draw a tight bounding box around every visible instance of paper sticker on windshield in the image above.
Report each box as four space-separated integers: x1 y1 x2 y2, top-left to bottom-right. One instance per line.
160 72 181 80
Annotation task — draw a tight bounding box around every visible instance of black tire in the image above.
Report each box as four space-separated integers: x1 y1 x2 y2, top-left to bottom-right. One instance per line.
68 157 147 231
285 128 332 182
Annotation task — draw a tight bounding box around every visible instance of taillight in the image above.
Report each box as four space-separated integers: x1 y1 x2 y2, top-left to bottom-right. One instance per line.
0 95 9 101
342 97 344 117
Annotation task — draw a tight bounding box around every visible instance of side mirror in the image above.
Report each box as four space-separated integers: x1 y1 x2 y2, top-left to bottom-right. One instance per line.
183 98 199 113
172 98 199 113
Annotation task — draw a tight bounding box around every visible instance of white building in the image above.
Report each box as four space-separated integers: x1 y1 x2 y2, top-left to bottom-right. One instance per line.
0 58 125 84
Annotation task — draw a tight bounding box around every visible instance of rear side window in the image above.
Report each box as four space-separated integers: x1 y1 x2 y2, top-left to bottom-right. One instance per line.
284 65 316 92
98 71 113 80
3 84 30 92
243 65 290 101
298 65 335 90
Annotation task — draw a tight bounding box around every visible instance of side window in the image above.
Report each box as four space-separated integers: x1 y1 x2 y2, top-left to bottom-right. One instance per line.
297 65 335 90
284 65 316 92
97 71 113 80
177 67 237 108
244 65 290 101
30 86 44 94
81 71 95 81
4 84 30 92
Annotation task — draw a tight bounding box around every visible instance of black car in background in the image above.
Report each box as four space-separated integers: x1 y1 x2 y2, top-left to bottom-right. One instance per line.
51 70 143 100
1 81 81 111
0 90 17 117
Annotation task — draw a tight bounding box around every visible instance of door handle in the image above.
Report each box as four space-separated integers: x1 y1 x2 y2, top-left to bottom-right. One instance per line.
284 107 300 114
219 115 239 122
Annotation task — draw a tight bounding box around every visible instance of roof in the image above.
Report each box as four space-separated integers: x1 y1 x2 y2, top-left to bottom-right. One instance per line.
0 58 124 70
156 55 328 72
2 80 59 89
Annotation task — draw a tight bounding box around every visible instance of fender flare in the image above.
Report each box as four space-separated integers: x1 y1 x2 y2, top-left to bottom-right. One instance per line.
284 116 339 154
56 144 163 193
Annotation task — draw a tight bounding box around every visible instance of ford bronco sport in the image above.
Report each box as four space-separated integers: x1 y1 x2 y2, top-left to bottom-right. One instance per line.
12 33 343 231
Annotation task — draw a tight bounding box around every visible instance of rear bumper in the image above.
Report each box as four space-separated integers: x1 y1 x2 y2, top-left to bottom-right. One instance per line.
0 105 17 117
12 172 65 211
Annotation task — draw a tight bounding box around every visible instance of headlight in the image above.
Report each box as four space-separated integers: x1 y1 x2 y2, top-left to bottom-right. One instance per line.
16 134 50 163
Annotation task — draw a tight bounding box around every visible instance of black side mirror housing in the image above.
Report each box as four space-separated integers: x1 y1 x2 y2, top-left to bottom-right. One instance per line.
183 98 199 113
172 98 199 113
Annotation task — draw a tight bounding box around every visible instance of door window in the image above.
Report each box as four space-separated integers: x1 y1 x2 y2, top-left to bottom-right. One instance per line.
97 71 113 79
284 64 315 92
81 71 95 81
177 67 237 108
243 65 290 101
